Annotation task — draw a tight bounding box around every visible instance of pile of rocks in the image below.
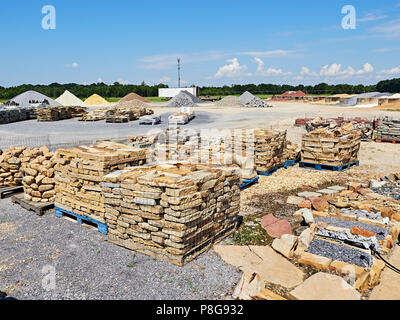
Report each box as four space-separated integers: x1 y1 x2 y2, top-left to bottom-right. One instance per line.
167 91 203 108
376 116 400 142
103 162 241 266
20 146 56 202
305 117 374 141
78 109 106 121
54 142 147 223
217 96 241 107
105 103 153 123
239 92 271 108
301 123 361 166
36 106 75 121
0 108 32 124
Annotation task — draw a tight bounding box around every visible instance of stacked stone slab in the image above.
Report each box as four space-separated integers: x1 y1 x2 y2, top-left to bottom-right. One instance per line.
54 142 147 223
104 163 241 266
105 105 152 123
301 123 361 166
0 146 47 187
376 117 400 141
20 146 56 202
0 108 31 124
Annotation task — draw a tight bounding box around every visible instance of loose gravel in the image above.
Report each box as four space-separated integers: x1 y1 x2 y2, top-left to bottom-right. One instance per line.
314 217 388 240
340 208 385 221
0 198 241 300
307 238 373 268
371 183 400 201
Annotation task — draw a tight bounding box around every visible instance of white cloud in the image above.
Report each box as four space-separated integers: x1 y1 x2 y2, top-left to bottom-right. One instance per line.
358 14 387 23
377 65 400 75
253 57 291 76
370 19 400 37
71 62 79 68
97 77 103 83
300 66 318 77
116 78 130 84
160 76 171 83
214 58 250 78
319 63 373 77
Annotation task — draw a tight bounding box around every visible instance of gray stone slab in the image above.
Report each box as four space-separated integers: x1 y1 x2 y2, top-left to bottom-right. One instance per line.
297 191 322 198
327 186 347 191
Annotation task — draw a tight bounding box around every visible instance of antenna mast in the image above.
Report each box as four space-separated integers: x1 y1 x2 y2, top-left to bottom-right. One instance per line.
177 58 181 88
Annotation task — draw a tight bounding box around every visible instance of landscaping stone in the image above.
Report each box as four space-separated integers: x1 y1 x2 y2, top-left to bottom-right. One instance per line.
317 189 338 195
370 246 400 300
298 200 311 208
272 234 298 258
289 272 361 300
298 252 331 271
312 197 329 211
261 214 292 238
298 191 322 198
302 208 314 225
240 246 304 289
286 196 305 205
213 245 262 268
327 186 347 192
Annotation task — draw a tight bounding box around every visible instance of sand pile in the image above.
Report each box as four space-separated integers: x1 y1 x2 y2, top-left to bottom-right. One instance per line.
84 94 110 105
168 90 203 108
119 92 149 103
217 96 241 106
56 90 86 106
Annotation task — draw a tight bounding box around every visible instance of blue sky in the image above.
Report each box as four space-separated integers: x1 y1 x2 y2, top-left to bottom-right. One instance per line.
1 0 400 87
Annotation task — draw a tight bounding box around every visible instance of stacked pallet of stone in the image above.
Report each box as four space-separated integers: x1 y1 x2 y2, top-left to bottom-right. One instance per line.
103 162 241 266
36 106 73 122
284 141 301 161
54 142 147 223
78 109 106 121
105 106 153 123
20 146 57 202
376 117 400 142
301 123 361 166
0 146 45 187
0 108 30 124
69 106 87 118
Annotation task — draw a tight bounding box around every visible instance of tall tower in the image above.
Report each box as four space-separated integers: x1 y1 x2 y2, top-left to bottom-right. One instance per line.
177 58 181 88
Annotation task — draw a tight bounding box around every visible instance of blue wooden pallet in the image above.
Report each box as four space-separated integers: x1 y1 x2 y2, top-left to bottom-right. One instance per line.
54 207 108 234
299 161 359 172
257 161 290 176
239 176 259 190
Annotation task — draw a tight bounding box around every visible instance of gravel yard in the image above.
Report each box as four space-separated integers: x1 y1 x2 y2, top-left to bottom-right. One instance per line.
0 198 241 300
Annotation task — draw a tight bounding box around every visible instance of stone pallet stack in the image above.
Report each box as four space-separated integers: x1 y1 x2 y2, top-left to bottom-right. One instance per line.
20 146 57 202
0 146 46 187
301 123 361 166
78 109 106 121
36 106 75 121
54 142 147 223
376 117 400 141
105 106 153 123
103 163 241 266
0 108 30 124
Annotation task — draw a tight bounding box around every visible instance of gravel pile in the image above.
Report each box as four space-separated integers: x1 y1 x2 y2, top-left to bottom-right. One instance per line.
338 92 390 107
314 217 388 240
239 91 271 108
371 182 400 201
3 90 62 108
217 96 241 107
315 228 380 250
340 208 385 221
307 238 373 268
168 91 203 108
55 90 85 107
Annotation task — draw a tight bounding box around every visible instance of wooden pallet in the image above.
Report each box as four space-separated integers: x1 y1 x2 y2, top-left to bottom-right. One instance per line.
299 161 359 172
0 186 23 199
54 206 108 234
239 176 259 190
11 193 54 216
257 161 291 176
376 138 400 144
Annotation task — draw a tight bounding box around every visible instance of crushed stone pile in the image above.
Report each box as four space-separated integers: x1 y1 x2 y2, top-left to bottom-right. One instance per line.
217 96 241 107
56 90 86 107
338 92 390 107
3 90 62 108
239 91 271 108
167 90 203 108
119 92 149 103
84 94 110 105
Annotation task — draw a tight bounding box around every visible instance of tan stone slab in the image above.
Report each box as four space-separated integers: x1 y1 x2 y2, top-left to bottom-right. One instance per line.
289 272 361 300
369 246 400 300
241 246 304 289
213 245 262 268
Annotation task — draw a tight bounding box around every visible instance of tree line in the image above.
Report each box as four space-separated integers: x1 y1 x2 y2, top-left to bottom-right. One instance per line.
0 78 399 100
